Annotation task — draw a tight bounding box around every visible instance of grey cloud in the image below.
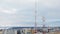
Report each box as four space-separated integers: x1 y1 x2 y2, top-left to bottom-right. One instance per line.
0 0 60 26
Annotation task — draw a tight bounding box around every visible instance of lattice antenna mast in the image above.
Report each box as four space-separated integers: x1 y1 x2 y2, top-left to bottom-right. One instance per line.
34 0 37 33
42 16 46 34
42 16 45 27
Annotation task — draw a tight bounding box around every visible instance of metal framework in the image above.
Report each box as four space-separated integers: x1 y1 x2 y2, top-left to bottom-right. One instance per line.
34 0 37 34
42 16 46 34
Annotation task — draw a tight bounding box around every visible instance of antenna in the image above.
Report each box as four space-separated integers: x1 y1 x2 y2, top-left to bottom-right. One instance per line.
34 0 37 33
42 16 45 26
42 16 46 34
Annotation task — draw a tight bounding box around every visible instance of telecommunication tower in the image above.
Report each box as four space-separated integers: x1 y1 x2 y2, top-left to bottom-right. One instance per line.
34 0 38 34
42 16 46 34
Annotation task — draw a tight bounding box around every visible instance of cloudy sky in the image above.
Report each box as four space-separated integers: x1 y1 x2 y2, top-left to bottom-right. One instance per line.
0 0 60 27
